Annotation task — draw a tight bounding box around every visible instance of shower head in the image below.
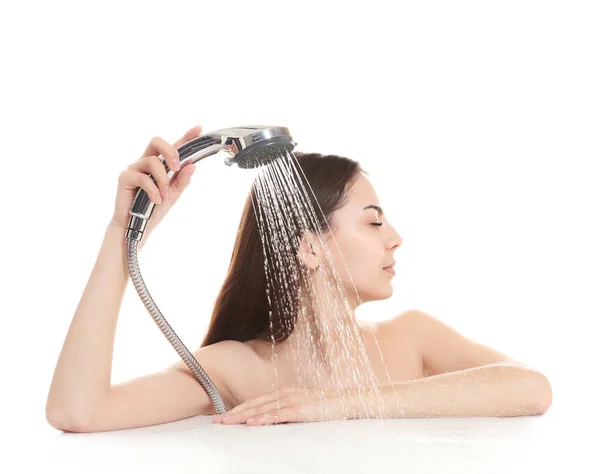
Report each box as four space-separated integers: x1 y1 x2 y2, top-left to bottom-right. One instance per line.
177 125 296 169
126 125 296 240
220 126 296 169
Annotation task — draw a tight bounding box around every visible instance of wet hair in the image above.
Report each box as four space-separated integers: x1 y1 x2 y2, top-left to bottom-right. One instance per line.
200 152 367 348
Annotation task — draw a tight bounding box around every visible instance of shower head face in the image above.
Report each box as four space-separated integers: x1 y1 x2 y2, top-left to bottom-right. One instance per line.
215 126 296 169
235 137 296 169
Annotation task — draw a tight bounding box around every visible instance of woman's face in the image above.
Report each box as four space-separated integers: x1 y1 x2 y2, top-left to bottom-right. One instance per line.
320 172 403 304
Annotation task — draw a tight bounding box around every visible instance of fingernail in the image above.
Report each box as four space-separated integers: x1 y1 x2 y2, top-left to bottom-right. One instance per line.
162 186 169 198
174 161 180 170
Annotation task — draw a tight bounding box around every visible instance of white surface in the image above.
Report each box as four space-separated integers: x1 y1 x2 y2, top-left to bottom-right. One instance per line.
14 408 593 474
2 0 598 472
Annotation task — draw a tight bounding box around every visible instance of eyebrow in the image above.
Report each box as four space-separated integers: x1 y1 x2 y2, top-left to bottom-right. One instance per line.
363 204 384 216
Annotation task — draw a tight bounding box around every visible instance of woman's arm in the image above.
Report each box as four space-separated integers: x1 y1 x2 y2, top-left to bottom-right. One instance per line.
46 128 205 429
357 362 552 419
45 223 137 423
206 363 552 426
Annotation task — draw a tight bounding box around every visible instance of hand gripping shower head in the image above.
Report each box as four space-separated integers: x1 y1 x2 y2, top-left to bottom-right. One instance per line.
125 126 296 415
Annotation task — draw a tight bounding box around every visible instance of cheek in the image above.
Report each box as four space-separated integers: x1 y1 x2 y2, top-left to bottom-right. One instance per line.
326 235 379 279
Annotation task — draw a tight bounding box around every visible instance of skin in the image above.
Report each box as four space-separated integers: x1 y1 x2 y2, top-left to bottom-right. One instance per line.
285 171 403 347
247 171 404 398
45 127 413 433
46 125 550 432
216 172 407 423
315 171 403 307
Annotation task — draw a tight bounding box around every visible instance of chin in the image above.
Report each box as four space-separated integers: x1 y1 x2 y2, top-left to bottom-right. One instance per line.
377 283 395 300
376 290 394 301
358 287 393 303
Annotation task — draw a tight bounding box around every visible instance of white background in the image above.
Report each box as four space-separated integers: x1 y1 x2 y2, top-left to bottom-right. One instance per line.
2 0 598 472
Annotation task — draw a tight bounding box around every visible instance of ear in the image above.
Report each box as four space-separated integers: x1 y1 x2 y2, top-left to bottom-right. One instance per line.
297 231 322 270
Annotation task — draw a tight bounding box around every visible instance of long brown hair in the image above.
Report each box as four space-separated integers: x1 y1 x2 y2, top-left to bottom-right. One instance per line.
200 152 366 348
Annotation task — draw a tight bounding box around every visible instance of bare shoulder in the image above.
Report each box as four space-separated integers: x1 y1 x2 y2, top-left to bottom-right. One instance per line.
382 309 429 358
202 339 274 407
382 309 426 340
360 313 425 381
209 339 254 356
206 338 267 364
388 309 529 375
161 339 262 414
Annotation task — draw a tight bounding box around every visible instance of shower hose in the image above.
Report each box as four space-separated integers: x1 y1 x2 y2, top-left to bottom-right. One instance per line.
125 236 228 415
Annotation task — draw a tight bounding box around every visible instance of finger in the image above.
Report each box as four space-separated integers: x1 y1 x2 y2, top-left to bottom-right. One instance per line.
139 136 181 171
247 410 296 426
214 388 295 423
220 391 284 417
128 155 171 194
219 399 285 424
173 125 203 149
119 169 163 205
169 163 196 194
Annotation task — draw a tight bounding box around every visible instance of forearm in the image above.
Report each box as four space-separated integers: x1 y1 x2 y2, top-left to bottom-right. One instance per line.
355 363 552 419
46 223 137 421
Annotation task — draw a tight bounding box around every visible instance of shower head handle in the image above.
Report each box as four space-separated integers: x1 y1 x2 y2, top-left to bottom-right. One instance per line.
125 125 296 241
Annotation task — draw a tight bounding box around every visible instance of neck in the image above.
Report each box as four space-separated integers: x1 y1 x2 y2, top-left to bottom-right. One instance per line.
283 275 364 367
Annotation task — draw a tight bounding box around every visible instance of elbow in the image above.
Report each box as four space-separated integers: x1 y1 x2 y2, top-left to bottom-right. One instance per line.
504 364 553 415
45 406 93 433
530 372 553 415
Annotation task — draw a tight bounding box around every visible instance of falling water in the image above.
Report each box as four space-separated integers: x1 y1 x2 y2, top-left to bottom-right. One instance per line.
248 149 405 422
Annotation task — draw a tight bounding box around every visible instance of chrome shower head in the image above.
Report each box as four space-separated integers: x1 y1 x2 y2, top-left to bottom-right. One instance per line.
220 126 296 169
175 125 296 169
126 125 296 241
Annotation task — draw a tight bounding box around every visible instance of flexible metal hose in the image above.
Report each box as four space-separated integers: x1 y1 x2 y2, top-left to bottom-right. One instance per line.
125 236 227 415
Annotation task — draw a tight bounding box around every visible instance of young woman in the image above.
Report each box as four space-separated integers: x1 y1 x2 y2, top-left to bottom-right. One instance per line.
46 125 552 433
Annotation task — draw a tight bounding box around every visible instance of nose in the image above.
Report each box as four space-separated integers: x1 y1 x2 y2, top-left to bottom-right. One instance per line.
387 225 402 250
